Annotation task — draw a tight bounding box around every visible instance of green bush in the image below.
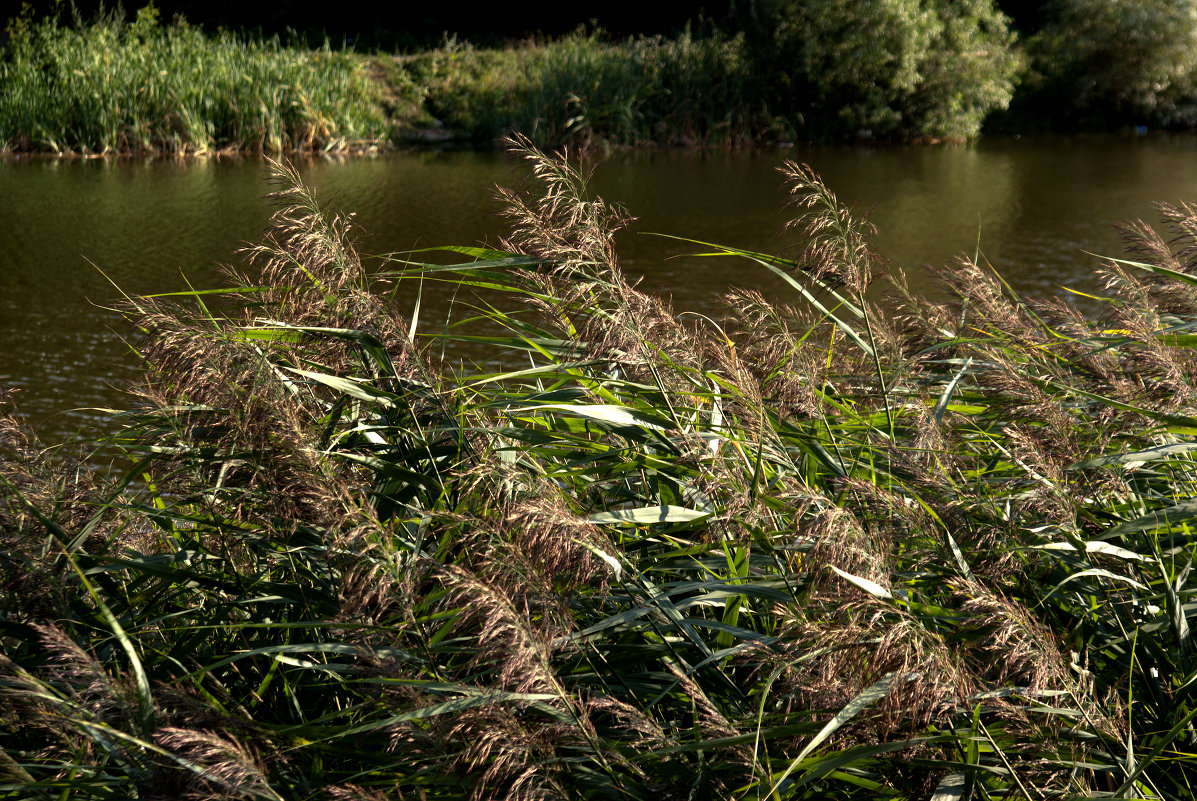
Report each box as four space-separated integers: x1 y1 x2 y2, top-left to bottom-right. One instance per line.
1027 0 1197 127
753 0 1020 140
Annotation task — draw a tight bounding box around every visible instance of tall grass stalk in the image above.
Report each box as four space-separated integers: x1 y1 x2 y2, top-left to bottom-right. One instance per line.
3 140 1197 797
0 7 388 155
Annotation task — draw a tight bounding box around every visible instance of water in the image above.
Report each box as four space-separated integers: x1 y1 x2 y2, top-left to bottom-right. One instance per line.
5 134 1197 445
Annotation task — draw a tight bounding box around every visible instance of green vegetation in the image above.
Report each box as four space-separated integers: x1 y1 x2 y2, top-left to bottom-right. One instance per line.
744 0 1021 141
404 29 767 148
11 0 1197 153
4 140 1197 797
1009 0 1197 130
0 6 388 154
399 0 1022 146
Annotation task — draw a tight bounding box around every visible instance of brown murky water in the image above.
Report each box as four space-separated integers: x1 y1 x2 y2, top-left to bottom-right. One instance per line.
5 134 1197 445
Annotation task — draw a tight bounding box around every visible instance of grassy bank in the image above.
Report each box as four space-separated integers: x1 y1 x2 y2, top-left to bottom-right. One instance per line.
0 1 1021 154
0 7 777 154
2 140 1197 797
10 0 1197 154
0 6 388 154
392 30 772 149
359 0 1024 147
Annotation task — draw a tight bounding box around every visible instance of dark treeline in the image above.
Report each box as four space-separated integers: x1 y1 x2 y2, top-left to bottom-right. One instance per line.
1 0 1052 49
2 0 741 48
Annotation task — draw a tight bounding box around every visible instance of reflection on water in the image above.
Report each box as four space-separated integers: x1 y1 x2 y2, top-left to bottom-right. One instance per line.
5 135 1197 445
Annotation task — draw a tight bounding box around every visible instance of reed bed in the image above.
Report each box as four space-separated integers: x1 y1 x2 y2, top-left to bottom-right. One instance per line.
0 7 388 155
3 140 1197 798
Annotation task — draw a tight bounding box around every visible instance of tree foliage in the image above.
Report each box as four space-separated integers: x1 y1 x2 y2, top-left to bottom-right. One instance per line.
752 0 1020 140
1029 0 1197 126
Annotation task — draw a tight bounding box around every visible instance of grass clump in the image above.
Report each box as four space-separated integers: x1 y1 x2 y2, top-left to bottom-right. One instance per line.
4 140 1197 797
0 6 388 154
405 28 769 149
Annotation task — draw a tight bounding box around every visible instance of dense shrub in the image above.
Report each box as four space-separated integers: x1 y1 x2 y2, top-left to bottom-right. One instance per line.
1026 0 1197 128
749 0 1020 140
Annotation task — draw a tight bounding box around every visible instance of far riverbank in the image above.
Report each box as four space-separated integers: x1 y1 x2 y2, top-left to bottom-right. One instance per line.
6 2 1196 157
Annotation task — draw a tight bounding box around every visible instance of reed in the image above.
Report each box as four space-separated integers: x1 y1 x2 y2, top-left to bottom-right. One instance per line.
0 6 388 154
3 141 1197 798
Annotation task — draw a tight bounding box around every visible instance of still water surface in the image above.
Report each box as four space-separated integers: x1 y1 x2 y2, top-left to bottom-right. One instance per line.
5 134 1197 445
